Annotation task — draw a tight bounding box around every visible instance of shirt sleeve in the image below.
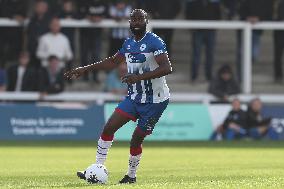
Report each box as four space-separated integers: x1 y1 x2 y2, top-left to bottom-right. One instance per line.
151 36 168 57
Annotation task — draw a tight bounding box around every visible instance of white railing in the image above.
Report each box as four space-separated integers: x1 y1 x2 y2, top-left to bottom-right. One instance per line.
1 18 284 94
0 92 284 104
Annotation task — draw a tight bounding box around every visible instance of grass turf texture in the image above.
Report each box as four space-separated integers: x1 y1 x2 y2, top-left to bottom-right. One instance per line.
0 141 284 189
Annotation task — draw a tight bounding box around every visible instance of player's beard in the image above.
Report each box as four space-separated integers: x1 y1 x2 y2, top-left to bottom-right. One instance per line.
130 24 146 36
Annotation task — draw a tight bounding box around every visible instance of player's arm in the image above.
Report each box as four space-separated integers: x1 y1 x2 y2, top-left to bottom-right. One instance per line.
122 53 172 84
64 53 125 80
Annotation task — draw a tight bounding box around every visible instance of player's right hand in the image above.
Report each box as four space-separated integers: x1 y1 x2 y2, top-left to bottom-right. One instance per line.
64 67 86 80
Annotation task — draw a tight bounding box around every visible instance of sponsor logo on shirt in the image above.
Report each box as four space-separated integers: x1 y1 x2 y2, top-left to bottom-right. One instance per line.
127 53 146 63
154 49 164 56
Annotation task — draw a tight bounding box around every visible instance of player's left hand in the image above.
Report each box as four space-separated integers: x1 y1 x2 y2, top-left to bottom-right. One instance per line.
121 74 140 85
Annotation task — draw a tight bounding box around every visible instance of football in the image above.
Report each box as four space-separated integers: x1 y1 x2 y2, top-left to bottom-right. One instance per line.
85 164 108 184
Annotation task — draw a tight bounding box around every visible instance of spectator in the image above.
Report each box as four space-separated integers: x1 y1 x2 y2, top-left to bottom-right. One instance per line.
224 99 247 140
246 98 272 139
58 0 78 51
0 67 6 92
151 0 181 56
211 98 247 140
108 0 131 56
105 63 127 94
37 17 73 69
0 0 28 66
208 64 240 102
77 0 108 82
238 0 274 64
222 0 239 19
39 55 65 97
46 0 62 16
6 52 38 92
273 0 284 83
185 0 221 82
27 0 52 68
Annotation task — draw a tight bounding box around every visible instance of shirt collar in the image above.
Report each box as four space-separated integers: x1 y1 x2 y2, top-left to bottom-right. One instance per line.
133 31 148 43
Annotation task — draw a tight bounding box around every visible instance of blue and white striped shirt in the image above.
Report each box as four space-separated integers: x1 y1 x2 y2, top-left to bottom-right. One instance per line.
118 32 170 103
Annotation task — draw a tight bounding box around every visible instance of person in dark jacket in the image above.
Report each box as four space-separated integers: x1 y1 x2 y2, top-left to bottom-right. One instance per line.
6 52 38 92
27 0 52 68
208 64 240 102
151 0 181 56
0 67 6 92
108 0 132 56
222 0 239 19
58 0 78 51
211 98 247 140
0 0 28 66
224 99 247 140
237 0 274 64
185 0 221 81
273 0 284 83
246 98 272 139
77 0 108 82
39 55 64 97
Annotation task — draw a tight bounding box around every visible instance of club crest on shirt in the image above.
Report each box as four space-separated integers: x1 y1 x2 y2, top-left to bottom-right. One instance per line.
127 53 146 63
140 44 146 51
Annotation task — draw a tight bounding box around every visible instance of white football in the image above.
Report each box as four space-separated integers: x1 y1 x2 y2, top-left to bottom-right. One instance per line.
85 164 108 184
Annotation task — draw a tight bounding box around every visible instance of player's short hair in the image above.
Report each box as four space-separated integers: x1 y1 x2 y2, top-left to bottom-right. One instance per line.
130 9 148 20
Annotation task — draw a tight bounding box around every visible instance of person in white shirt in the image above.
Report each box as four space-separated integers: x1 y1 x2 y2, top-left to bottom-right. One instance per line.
36 17 73 68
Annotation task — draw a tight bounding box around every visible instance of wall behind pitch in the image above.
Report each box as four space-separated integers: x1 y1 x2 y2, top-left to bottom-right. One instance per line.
0 103 104 140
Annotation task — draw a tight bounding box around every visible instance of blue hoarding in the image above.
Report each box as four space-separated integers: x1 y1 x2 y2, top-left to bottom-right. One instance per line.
0 103 104 140
262 105 284 140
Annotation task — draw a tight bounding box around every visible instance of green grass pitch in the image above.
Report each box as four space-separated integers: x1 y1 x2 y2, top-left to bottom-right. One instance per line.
1 141 284 189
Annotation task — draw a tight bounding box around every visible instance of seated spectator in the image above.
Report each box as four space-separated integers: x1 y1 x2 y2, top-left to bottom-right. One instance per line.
224 99 247 140
208 64 240 102
36 17 73 69
105 63 127 94
0 68 6 92
211 98 247 140
39 55 65 97
6 52 38 92
246 98 272 139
